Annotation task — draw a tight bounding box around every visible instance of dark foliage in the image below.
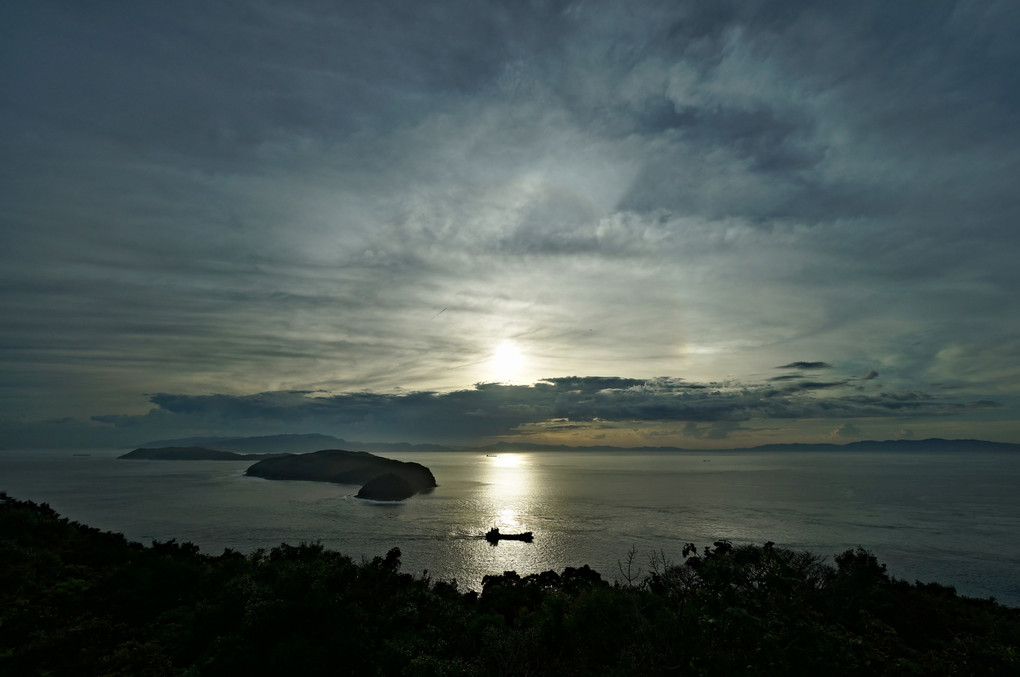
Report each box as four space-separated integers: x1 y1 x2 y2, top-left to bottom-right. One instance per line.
2 492 1018 676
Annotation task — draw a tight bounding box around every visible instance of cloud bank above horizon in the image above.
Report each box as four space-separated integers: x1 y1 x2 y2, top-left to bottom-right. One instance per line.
5 369 1008 449
2 1 1019 447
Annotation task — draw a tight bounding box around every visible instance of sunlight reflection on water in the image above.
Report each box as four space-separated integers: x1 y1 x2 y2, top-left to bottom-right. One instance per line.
474 453 548 575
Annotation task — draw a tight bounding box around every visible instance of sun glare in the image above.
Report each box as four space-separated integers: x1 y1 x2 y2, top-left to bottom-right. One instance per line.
491 452 524 468
491 340 524 382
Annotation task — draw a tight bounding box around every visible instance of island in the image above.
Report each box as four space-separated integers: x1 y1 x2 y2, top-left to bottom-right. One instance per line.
136 433 347 454
246 449 437 501
119 446 278 461
356 473 415 501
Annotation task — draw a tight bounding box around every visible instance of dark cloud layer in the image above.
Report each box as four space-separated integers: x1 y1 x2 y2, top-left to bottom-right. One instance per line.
2 1 1019 447
777 362 833 371
26 374 986 448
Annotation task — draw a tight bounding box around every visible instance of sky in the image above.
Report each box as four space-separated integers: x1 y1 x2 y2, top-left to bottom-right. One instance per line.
2 1 1019 449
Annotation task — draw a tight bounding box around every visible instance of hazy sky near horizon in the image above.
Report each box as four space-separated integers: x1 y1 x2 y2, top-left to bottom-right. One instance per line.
2 1 1019 448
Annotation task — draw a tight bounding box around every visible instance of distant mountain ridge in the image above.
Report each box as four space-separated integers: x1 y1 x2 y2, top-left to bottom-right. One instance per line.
137 434 345 454
477 438 1020 453
136 434 1020 454
138 434 451 455
740 438 1020 452
120 447 271 461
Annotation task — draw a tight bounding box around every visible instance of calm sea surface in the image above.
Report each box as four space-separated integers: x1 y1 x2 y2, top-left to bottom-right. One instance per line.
2 448 1018 606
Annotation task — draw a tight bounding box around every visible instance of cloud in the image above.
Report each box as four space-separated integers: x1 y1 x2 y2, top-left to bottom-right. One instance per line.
1 1 1019 444
779 380 849 391
70 376 998 447
682 421 747 440
777 362 833 370
831 423 862 439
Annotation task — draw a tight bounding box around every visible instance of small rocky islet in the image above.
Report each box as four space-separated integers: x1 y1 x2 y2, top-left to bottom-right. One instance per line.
120 447 436 501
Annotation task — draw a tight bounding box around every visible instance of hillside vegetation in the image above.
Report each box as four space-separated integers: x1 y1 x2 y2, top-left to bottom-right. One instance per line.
2 492 1017 675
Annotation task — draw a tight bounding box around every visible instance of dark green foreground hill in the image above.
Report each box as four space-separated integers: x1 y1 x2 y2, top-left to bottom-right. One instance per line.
2 493 1018 676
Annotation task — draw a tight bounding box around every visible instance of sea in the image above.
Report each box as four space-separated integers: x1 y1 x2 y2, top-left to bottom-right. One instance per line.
2 447 1018 606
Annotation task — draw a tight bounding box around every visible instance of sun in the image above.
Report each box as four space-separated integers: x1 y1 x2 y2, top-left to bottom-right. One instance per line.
491 340 524 382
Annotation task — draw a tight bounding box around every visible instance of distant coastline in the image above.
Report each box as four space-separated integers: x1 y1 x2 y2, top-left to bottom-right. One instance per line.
135 433 1020 455
119 446 279 461
476 437 1020 453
